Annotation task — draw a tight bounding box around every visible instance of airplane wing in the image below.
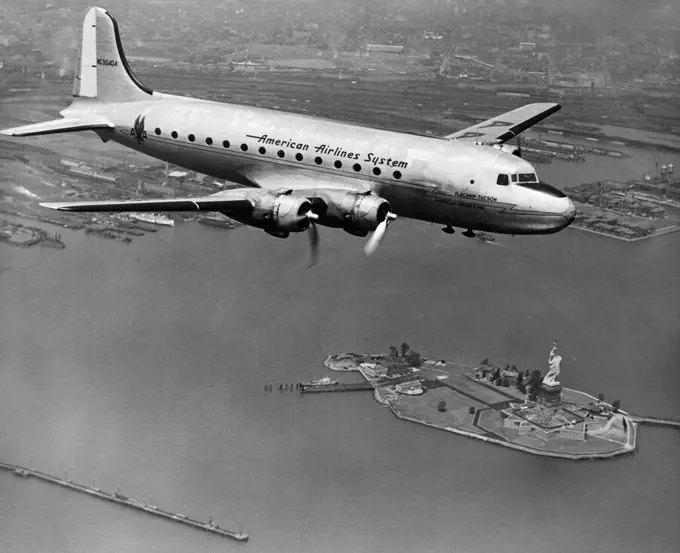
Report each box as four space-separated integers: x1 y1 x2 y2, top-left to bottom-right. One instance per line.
444 102 561 143
39 188 256 213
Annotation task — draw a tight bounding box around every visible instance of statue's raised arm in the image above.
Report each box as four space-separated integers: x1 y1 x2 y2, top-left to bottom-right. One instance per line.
543 340 561 386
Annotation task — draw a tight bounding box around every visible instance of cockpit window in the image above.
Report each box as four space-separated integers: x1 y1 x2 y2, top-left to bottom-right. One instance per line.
496 174 509 186
511 174 517 183
517 173 538 183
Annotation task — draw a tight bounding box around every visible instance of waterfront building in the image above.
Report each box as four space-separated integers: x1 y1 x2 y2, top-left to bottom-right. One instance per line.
360 363 387 378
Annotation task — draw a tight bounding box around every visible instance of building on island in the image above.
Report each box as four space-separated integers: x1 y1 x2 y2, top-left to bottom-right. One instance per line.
395 380 423 395
360 363 387 378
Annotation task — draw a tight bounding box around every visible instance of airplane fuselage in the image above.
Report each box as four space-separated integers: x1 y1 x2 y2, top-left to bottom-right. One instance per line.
76 96 574 234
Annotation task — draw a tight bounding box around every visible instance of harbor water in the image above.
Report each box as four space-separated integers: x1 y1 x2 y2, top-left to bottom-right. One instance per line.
1 149 679 553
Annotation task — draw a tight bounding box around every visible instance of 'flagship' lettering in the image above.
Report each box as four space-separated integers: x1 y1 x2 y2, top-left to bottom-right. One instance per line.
453 191 497 203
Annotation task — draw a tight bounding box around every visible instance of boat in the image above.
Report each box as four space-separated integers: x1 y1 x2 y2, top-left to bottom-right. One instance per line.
304 376 339 387
475 231 495 243
128 212 175 226
198 216 237 229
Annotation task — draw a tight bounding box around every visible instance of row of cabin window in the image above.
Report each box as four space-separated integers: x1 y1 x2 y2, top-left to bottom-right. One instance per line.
155 127 403 180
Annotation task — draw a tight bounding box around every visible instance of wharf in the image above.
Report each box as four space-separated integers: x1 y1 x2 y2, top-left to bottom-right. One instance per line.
0 461 248 543
629 415 680 429
300 381 374 393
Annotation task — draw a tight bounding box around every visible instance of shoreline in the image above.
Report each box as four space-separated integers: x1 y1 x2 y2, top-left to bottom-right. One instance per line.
387 407 636 460
568 223 680 242
324 354 637 460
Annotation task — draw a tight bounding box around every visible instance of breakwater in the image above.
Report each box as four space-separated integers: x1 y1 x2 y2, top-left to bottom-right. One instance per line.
0 461 249 543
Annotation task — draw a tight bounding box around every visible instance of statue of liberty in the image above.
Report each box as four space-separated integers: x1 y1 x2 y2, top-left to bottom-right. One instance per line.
542 341 562 386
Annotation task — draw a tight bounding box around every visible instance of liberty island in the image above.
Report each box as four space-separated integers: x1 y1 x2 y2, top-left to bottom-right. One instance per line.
321 342 636 460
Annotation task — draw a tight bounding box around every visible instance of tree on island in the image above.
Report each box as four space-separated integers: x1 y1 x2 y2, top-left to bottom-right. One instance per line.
501 376 510 387
492 367 501 382
480 358 489 366
524 369 530 377
597 392 605 404
527 369 543 400
388 345 399 358
516 372 524 388
400 342 410 357
405 350 423 366
438 400 447 412
612 399 621 412
511 365 518 373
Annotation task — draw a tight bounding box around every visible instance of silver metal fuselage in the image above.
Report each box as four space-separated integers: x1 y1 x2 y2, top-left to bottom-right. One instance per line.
78 96 575 234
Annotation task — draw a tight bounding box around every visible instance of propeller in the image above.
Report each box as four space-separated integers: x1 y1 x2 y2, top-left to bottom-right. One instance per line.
364 212 397 257
307 211 319 267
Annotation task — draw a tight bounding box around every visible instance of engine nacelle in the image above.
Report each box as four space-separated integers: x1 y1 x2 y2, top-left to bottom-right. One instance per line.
315 191 392 233
492 143 521 157
230 191 313 234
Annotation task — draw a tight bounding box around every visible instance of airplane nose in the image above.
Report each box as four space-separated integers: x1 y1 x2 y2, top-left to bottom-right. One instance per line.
536 181 568 199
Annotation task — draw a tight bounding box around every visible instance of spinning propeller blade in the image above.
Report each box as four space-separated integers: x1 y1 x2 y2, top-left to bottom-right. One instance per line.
306 211 319 267
364 212 397 257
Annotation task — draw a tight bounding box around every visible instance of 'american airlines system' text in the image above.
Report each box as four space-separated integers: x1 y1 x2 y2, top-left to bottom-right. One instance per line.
246 134 409 169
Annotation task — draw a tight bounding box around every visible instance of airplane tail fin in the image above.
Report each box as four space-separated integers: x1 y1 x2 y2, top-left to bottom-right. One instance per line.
72 6 153 103
0 7 152 138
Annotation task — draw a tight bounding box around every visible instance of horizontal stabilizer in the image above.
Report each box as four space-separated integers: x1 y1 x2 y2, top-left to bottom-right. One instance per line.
0 116 115 137
39 194 254 214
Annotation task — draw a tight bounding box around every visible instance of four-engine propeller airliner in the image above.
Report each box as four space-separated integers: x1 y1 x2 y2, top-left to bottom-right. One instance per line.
1 7 575 264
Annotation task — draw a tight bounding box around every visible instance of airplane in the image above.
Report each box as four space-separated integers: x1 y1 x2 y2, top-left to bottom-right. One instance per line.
1 7 575 265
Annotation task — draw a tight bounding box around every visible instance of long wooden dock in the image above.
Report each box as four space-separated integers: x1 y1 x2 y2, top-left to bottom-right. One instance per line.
300 381 374 393
630 415 680 429
0 461 248 543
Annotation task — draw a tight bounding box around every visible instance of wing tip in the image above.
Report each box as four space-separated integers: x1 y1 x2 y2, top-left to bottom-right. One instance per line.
39 202 68 211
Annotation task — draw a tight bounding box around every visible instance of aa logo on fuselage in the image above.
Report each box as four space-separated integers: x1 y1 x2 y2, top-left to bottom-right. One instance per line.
130 114 148 144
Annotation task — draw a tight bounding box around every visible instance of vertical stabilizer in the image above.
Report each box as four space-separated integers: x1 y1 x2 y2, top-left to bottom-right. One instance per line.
73 7 153 102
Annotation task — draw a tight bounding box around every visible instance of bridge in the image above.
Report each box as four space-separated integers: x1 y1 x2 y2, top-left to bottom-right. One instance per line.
0 461 249 543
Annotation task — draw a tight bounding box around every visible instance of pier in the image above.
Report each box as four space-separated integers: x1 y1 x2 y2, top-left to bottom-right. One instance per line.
630 415 680 430
0 461 249 543
300 381 374 393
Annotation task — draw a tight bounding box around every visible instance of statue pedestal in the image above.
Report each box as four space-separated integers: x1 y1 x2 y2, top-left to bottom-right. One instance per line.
538 383 562 409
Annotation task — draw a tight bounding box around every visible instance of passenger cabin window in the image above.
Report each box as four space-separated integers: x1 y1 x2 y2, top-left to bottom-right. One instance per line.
496 174 509 186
